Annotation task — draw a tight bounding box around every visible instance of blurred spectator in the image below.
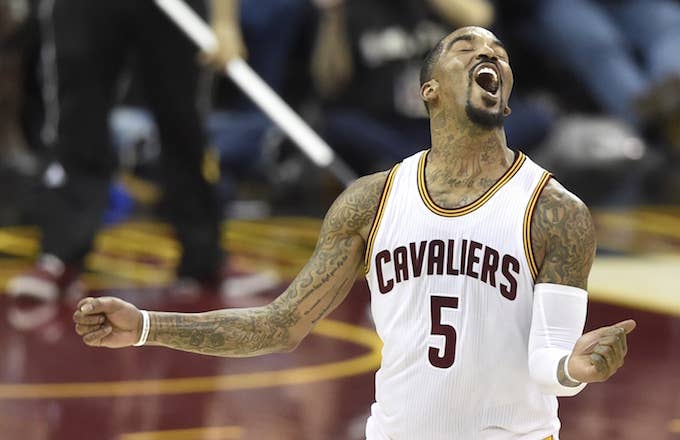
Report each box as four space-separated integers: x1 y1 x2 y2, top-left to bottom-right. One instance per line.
310 0 556 174
207 0 314 195
0 0 42 226
0 0 31 168
111 0 316 205
508 0 680 150
310 0 492 173
6 0 243 303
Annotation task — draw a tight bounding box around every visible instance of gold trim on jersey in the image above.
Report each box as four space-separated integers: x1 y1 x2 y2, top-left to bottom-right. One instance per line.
523 171 553 280
364 164 401 274
417 150 526 217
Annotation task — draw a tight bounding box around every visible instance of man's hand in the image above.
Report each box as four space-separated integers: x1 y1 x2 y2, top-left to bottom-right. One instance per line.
73 297 142 348
200 22 246 69
568 319 636 383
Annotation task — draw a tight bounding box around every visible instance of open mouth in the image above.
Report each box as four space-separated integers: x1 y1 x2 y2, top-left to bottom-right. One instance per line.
473 63 500 95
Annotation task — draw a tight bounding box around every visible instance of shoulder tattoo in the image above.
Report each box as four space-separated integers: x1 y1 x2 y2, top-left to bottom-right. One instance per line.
320 170 390 243
530 179 596 289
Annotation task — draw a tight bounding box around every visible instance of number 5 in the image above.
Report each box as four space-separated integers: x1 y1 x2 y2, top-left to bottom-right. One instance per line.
429 296 459 368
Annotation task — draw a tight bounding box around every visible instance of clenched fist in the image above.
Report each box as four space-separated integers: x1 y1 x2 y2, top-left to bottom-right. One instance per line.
568 319 636 383
73 297 143 348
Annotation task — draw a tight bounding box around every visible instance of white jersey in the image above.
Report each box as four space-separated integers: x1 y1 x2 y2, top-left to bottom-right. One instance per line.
364 150 556 440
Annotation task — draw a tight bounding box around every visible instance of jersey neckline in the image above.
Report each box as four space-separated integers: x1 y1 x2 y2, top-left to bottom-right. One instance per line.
417 149 526 217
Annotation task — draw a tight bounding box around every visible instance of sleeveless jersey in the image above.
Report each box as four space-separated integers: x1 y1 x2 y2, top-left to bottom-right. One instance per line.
364 149 555 440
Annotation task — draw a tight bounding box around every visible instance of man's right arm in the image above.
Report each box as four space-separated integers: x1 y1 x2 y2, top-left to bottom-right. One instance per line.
74 171 389 357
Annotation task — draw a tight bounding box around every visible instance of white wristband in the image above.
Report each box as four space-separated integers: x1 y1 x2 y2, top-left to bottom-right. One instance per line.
564 353 580 384
134 310 150 347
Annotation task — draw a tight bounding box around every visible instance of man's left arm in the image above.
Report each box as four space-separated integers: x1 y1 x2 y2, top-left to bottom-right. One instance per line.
529 179 635 395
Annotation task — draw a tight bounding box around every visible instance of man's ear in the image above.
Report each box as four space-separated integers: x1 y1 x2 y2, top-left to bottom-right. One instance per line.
421 80 439 106
503 104 512 117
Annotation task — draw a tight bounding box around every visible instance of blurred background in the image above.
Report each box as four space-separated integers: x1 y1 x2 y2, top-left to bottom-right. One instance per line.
0 0 679 439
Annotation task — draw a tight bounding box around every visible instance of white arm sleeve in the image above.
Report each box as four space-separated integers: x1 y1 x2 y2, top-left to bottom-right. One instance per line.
528 283 588 397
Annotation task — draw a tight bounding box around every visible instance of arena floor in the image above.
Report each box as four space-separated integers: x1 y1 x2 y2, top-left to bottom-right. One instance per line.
0 206 679 440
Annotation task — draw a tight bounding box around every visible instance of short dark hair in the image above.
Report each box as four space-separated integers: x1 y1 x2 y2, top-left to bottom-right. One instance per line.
419 36 447 87
419 36 448 114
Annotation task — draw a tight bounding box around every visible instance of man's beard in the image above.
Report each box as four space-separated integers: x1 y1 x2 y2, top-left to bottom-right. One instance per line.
464 74 505 128
465 99 505 128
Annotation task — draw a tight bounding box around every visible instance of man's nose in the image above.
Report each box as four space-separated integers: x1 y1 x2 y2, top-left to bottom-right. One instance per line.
477 45 498 61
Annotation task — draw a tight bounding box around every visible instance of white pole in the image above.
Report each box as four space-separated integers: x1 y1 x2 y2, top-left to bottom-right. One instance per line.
153 0 357 186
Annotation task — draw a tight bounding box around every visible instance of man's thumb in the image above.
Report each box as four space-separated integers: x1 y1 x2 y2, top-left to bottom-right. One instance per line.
612 319 637 335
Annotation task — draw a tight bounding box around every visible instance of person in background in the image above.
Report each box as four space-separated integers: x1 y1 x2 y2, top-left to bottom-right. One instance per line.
309 0 495 174
310 0 557 174
6 0 244 303
512 0 680 150
0 0 30 171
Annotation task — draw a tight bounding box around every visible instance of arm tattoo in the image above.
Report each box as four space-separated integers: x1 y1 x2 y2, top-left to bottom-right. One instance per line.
147 302 299 357
531 179 596 289
146 171 389 357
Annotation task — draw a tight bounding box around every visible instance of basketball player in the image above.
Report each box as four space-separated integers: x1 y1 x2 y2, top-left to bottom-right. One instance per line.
74 26 635 440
